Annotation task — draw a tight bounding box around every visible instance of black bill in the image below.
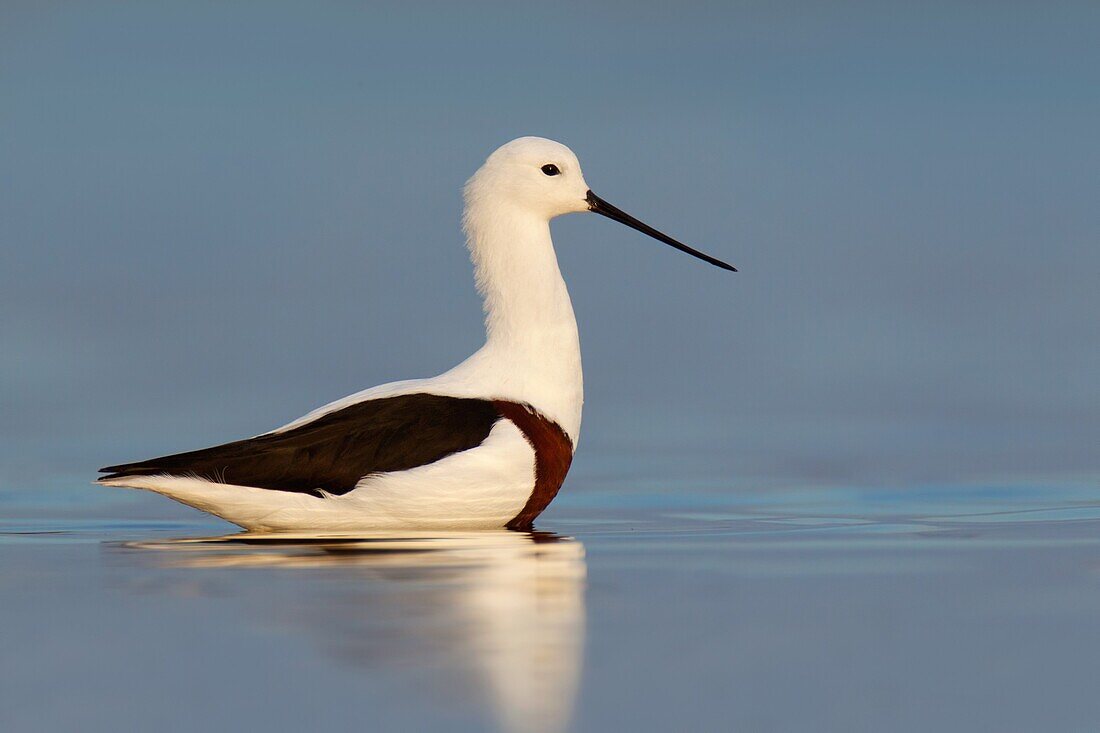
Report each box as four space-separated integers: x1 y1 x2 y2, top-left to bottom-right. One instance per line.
586 190 736 272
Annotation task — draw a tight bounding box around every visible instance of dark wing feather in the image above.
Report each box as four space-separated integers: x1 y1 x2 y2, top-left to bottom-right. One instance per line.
99 394 502 496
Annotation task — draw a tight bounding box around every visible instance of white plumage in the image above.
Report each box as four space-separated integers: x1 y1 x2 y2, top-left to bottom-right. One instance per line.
98 137 734 530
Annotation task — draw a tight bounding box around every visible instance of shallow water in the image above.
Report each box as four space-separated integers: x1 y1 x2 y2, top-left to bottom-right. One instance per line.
3 479 1100 732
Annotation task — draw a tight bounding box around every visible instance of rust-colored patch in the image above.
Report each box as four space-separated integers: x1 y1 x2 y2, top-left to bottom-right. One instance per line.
494 401 574 530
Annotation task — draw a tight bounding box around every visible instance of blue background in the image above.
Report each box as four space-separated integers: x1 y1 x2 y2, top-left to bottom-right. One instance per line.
4 6 1100 733
2 1 1097 492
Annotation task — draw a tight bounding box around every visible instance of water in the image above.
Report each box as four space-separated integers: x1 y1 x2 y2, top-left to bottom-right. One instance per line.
3 3 1098 730
4 477 1100 732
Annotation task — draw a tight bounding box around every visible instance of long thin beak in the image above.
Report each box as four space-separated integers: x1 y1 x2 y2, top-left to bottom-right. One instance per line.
586 190 736 272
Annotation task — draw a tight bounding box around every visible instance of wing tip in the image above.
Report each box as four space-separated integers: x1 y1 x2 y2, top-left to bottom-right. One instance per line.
98 462 159 481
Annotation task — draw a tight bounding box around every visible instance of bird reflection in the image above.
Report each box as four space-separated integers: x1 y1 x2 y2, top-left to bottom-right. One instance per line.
122 530 586 733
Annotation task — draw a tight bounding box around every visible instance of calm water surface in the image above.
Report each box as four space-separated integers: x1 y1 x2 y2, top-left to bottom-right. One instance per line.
3 476 1100 732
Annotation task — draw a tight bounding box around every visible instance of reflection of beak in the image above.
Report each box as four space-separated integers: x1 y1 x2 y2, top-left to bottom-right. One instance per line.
586 190 737 272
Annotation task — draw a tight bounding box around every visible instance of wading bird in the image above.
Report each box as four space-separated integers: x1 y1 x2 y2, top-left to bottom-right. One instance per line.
98 137 735 531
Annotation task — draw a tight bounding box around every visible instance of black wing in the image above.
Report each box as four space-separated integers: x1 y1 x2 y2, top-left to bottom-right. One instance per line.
99 394 503 496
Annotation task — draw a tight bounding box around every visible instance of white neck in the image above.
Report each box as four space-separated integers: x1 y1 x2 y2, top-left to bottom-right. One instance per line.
458 199 584 441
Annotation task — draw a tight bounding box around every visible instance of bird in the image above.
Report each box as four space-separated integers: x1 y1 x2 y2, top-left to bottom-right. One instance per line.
97 137 735 532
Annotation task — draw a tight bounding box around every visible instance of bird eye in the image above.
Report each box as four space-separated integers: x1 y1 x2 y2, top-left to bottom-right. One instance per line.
541 164 561 176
